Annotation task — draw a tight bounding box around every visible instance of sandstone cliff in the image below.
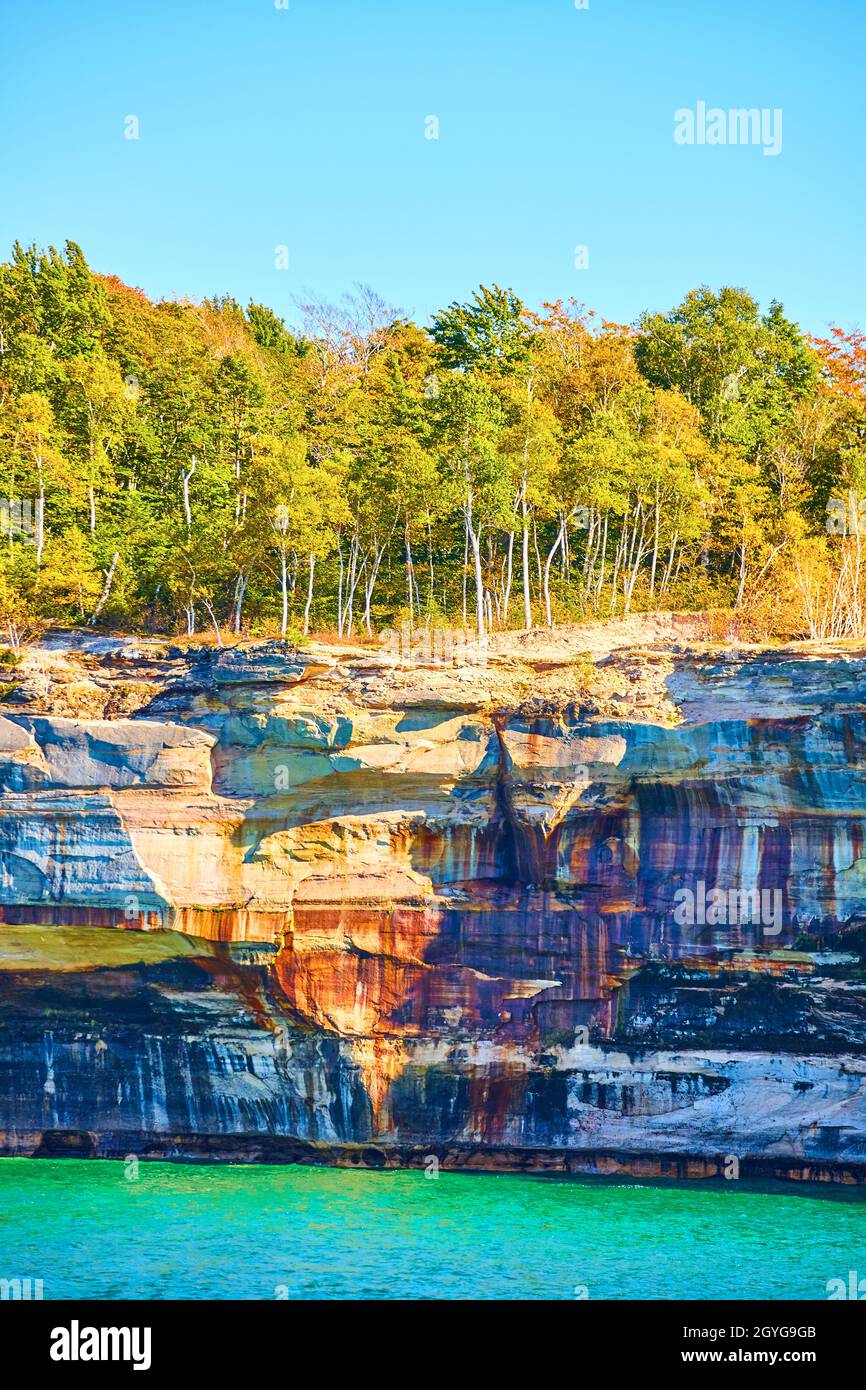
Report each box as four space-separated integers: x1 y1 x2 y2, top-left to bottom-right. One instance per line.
2 619 866 1181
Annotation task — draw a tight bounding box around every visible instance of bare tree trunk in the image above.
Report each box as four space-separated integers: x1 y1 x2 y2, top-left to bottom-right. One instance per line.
521 483 532 630
596 512 608 605
181 457 196 532
736 539 748 608
88 551 119 627
661 530 678 593
610 520 627 613
503 529 514 627
624 511 649 613
362 540 386 636
405 527 417 627
426 507 435 623
233 573 247 633
304 553 316 635
345 536 362 639
337 539 345 637
185 568 196 636
649 484 660 596
543 517 568 627
280 548 289 637
583 509 602 606
35 472 44 565
533 517 543 591
464 497 485 639
582 508 596 578
673 546 683 588
200 595 224 647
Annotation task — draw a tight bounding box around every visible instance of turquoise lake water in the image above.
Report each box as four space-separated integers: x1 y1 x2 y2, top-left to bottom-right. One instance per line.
0 1159 864 1300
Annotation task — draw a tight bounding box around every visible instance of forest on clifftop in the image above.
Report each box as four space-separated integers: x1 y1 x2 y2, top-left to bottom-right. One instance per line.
0 239 864 649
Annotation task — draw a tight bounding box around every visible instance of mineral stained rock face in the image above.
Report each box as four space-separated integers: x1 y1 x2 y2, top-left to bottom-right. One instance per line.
2 624 866 1180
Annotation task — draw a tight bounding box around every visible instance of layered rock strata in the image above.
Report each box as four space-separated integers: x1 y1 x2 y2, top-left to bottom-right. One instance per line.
1 624 866 1180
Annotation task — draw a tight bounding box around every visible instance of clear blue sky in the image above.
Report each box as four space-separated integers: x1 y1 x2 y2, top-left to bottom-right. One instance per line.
2 0 863 336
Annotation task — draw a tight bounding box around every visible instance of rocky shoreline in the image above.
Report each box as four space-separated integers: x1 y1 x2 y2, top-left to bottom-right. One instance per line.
3 1127 865 1186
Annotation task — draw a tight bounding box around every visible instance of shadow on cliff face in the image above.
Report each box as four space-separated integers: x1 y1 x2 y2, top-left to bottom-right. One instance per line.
617 958 866 1053
0 944 375 1146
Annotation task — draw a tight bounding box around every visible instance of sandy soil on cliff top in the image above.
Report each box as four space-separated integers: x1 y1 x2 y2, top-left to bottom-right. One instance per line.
0 612 707 723
11 610 865 724
296 613 715 720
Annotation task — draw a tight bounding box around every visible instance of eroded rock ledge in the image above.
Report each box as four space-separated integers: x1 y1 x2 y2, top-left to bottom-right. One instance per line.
2 620 866 1181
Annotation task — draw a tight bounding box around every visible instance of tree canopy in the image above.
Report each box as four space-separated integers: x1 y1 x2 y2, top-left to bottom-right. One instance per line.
0 240 863 646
